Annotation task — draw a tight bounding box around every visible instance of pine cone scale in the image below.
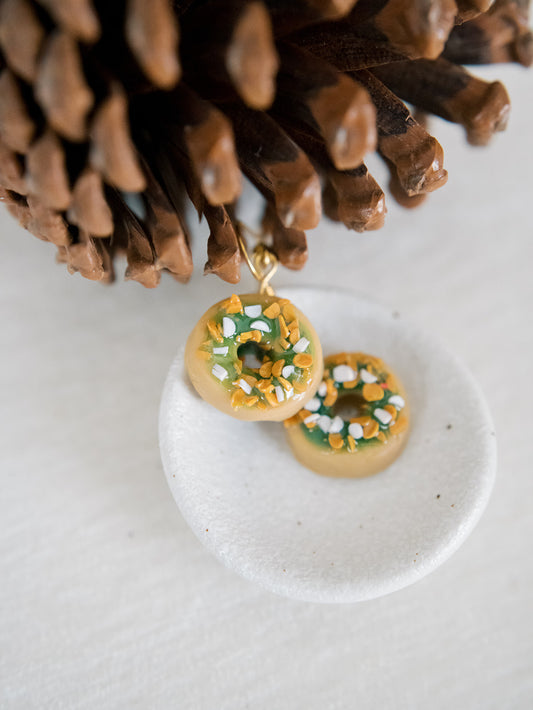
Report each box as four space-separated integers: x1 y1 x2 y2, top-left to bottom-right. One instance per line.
0 0 529 286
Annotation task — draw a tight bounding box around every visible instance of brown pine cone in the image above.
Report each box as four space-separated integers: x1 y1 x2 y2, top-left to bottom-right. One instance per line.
0 0 530 286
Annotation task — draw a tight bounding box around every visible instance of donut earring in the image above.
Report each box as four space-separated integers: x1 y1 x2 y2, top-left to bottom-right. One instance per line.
184 226 324 421
283 352 409 478
185 224 409 478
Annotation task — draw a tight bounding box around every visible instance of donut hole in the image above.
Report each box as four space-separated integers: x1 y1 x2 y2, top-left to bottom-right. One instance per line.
237 342 266 370
332 392 367 421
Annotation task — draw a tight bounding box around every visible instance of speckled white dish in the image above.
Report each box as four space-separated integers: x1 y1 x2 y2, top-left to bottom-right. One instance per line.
159 287 496 603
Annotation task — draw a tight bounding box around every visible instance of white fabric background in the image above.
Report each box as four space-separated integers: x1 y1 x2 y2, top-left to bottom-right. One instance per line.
1 65 532 709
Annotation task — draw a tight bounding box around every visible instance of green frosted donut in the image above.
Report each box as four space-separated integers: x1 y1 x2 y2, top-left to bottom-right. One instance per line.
185 293 323 421
284 352 409 478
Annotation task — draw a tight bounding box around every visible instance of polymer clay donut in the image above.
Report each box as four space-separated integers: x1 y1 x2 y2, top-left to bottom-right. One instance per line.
284 352 409 478
185 294 323 421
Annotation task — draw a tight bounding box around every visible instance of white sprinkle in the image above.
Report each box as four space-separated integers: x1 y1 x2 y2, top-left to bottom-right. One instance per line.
304 413 320 425
293 337 310 353
238 378 252 395
306 397 321 412
285 388 294 399
318 382 328 397
222 317 236 338
329 416 344 434
388 395 405 410
318 415 332 433
250 319 270 332
275 386 285 403
348 422 364 439
282 365 295 378
244 305 262 317
374 408 393 425
360 368 377 383
332 364 357 382
212 364 228 381
212 346 228 355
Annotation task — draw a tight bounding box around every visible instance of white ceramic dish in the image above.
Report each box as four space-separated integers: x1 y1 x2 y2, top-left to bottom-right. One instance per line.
159 287 496 603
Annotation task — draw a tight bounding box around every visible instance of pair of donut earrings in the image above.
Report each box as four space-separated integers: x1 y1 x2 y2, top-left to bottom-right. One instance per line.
185 232 409 479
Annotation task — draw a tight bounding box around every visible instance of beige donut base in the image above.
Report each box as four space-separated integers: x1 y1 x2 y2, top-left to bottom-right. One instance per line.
185 294 323 422
286 401 409 479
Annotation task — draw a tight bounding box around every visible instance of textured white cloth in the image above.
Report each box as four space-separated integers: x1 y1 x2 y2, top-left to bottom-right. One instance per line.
1 65 532 708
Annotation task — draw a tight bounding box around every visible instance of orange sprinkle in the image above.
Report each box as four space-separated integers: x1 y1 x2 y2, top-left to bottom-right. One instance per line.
245 395 259 407
325 353 349 366
283 414 300 428
359 353 384 370
384 404 397 421
362 383 384 402
390 414 408 434
350 415 372 426
263 302 280 319
299 410 317 428
234 359 242 375
278 315 289 339
224 294 243 314
237 331 254 343
280 338 290 350
324 379 337 404
272 359 284 377
294 353 313 368
257 401 268 411
324 391 338 407
256 378 274 393
363 420 379 439
259 361 273 377
265 390 279 407
231 389 246 408
347 435 356 452
278 376 292 391
283 304 297 322
289 328 300 345
207 319 223 343
377 432 387 443
325 379 337 397
386 374 399 391
328 433 344 449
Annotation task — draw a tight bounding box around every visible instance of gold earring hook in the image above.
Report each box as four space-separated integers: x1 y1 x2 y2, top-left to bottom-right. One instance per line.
236 221 278 296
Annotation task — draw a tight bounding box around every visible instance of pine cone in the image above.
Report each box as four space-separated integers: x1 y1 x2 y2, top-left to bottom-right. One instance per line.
0 0 530 286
